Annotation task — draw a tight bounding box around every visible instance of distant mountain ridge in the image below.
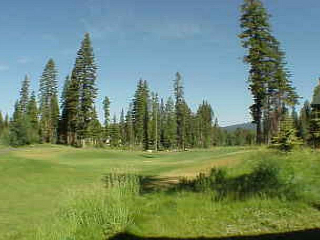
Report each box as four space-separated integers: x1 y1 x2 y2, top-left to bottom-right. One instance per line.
222 122 256 132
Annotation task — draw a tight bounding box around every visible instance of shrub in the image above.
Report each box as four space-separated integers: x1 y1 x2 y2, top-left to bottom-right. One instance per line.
271 116 303 152
176 168 227 193
176 160 299 201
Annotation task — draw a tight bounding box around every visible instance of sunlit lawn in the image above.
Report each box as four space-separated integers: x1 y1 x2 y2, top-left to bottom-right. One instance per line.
0 145 252 238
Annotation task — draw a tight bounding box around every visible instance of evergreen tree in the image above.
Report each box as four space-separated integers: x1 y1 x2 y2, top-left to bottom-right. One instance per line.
240 0 272 144
119 109 126 146
76 33 98 144
272 115 302 152
149 92 160 150
265 44 298 143
58 76 71 144
10 101 29 146
64 69 81 146
132 80 145 145
174 72 185 149
291 107 299 130
110 115 120 147
0 111 3 135
142 80 150 150
0 112 9 145
87 108 102 145
196 101 214 148
103 96 111 141
163 97 177 149
50 93 60 143
125 104 134 148
309 109 320 148
212 118 220 146
9 76 37 146
183 101 194 148
26 92 40 143
159 98 166 149
309 82 320 148
19 75 30 114
39 59 59 143
239 0 298 144
298 100 311 141
60 33 98 147
132 79 150 150
4 114 9 129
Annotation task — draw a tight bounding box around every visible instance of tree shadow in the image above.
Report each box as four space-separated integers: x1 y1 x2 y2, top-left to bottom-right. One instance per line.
102 173 179 193
109 229 320 240
169 161 300 201
102 173 320 240
139 175 179 193
103 164 296 199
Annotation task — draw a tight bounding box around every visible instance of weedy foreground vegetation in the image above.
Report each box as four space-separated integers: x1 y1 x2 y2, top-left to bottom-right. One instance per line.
1 145 320 239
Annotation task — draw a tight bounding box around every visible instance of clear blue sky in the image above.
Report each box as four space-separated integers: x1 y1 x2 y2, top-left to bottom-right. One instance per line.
0 0 319 126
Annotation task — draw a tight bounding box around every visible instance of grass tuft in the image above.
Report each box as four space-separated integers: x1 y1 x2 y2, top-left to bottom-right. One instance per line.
35 175 140 240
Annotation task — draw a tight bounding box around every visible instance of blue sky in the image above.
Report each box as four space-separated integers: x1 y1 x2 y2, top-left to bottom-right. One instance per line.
0 0 319 126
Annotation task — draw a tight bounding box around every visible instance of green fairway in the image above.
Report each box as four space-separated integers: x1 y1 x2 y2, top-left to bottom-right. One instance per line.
0 145 251 238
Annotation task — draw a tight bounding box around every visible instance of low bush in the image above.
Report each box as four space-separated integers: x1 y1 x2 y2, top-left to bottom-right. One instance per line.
176 159 300 200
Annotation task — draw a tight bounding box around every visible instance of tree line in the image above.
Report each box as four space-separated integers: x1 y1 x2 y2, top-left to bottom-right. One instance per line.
0 33 255 149
1 0 320 150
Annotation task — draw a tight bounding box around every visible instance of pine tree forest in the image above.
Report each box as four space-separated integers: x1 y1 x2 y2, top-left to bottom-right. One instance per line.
1 0 320 151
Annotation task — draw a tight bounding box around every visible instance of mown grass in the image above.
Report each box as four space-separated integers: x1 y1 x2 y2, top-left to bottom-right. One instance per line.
1 146 320 239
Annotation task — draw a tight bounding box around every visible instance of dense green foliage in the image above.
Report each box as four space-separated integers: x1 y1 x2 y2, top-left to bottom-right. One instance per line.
39 59 59 143
272 115 302 152
103 96 111 141
9 77 40 146
298 101 311 141
239 0 298 145
309 84 320 148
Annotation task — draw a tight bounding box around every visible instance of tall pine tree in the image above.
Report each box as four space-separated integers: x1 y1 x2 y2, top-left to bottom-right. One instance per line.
298 100 311 141
309 82 320 148
240 0 298 144
20 75 30 114
39 59 59 143
174 72 185 150
76 33 98 145
103 96 111 141
132 79 150 150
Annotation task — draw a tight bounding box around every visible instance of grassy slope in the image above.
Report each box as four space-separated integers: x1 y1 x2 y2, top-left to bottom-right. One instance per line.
0 145 250 238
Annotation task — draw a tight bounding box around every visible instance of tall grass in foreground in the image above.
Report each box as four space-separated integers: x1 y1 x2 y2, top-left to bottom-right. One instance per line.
128 150 320 238
35 173 140 240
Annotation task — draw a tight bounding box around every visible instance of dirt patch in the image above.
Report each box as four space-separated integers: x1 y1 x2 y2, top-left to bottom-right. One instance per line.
13 148 68 161
162 150 253 178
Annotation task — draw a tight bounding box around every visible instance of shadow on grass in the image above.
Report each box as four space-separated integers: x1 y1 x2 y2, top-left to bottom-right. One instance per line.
109 229 320 240
102 173 179 193
139 175 179 193
103 159 299 199
170 160 300 200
